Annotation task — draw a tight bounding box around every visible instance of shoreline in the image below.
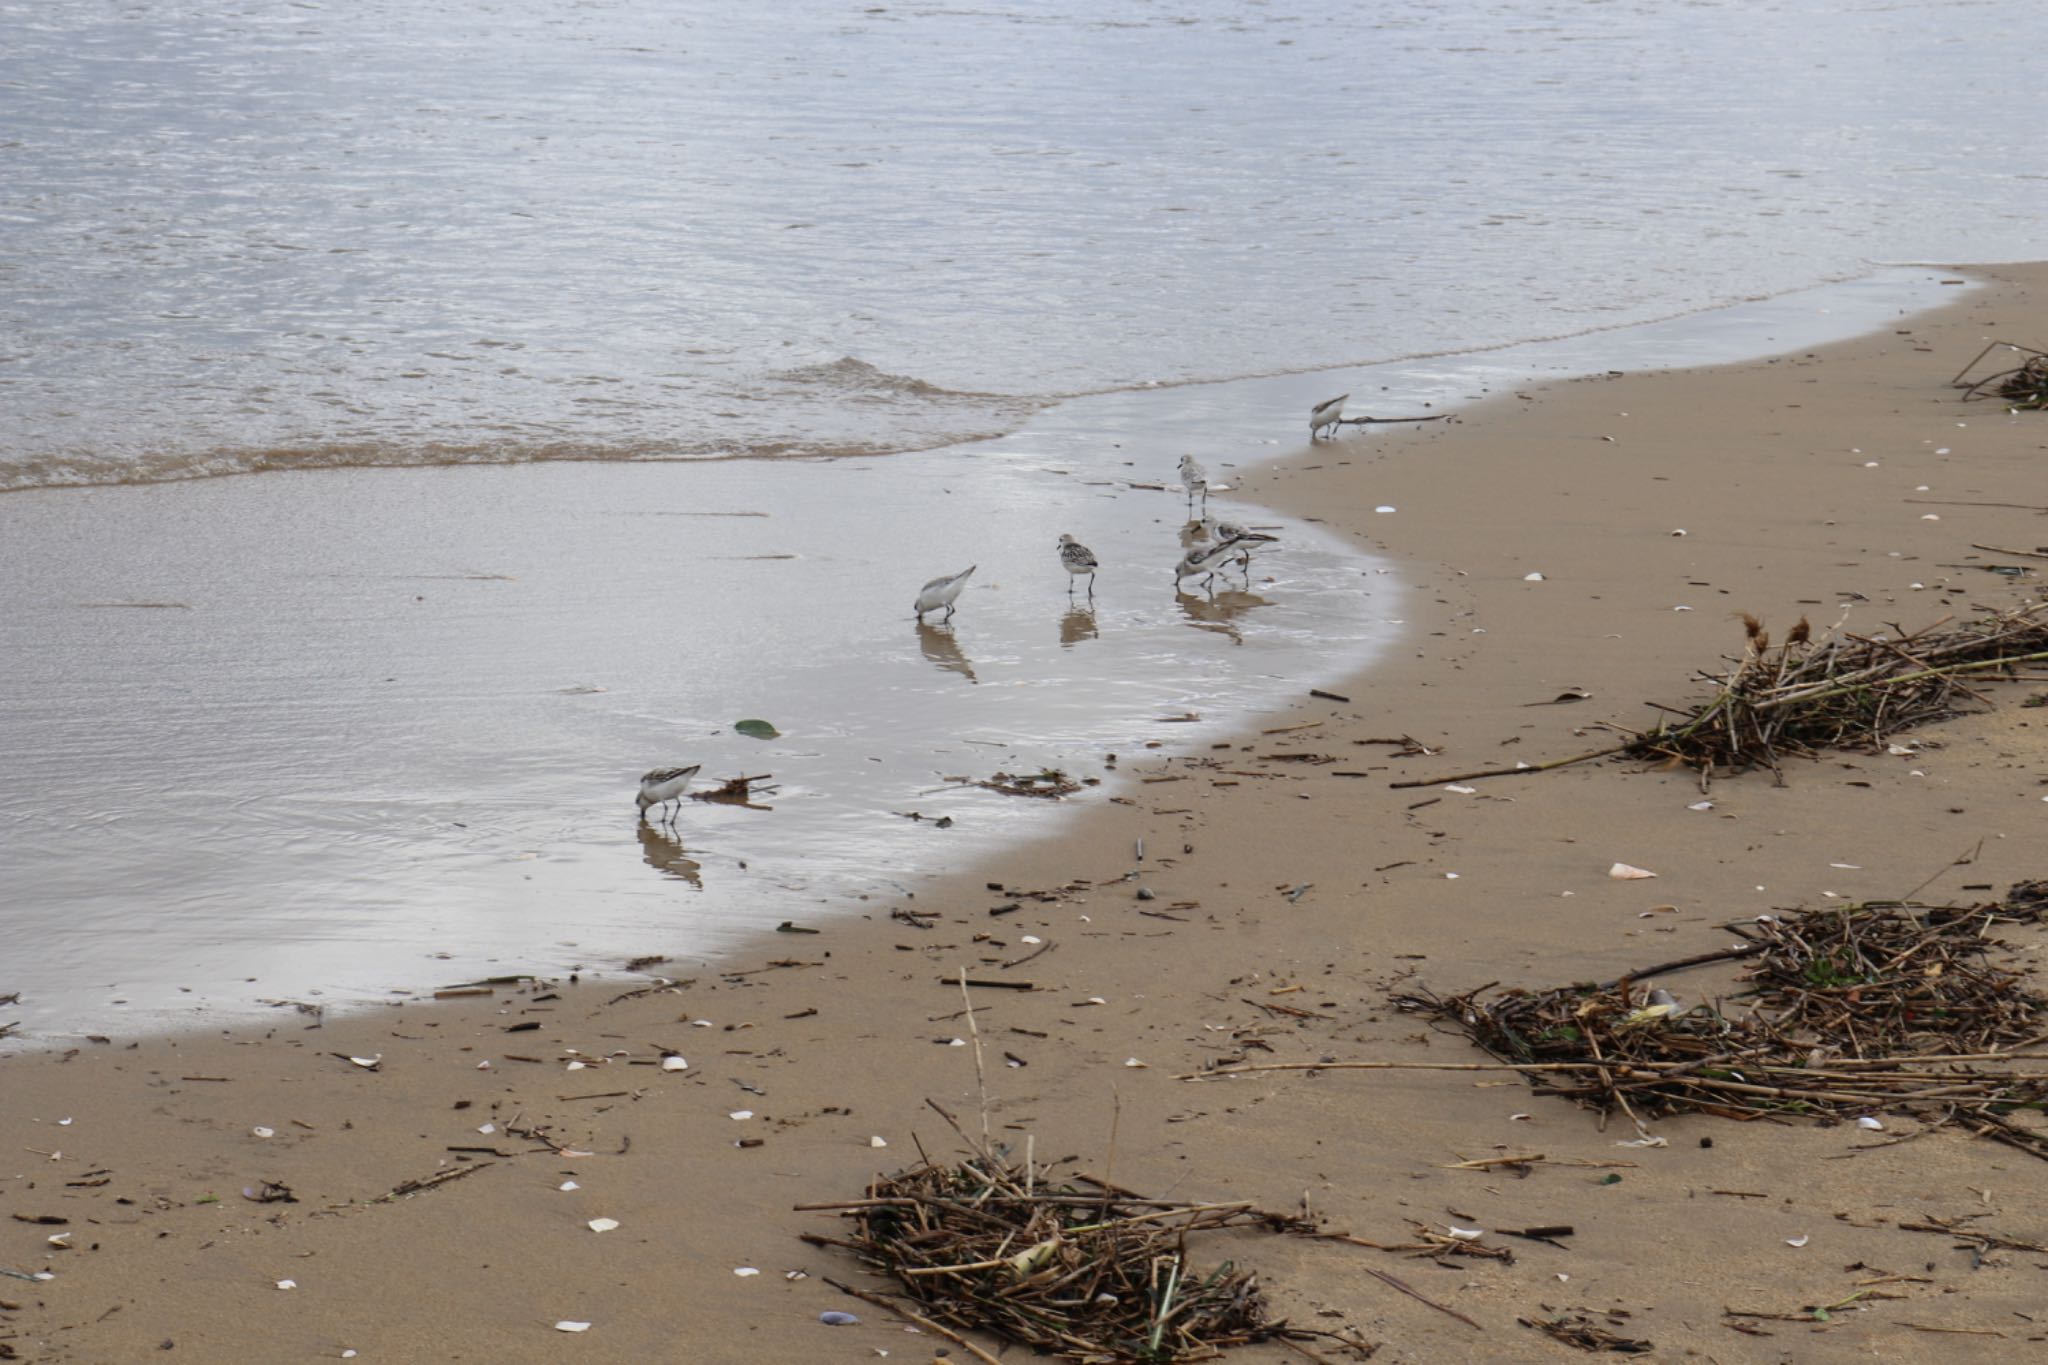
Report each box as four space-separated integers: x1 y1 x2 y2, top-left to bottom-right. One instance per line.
6 265 2048 1362
0 265 1973 1041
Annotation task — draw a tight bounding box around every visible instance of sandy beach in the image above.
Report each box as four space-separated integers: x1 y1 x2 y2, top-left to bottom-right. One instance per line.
6 265 2047 1363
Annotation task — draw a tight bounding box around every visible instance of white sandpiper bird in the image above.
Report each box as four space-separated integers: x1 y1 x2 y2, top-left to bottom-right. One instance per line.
1056 533 1098 597
636 763 702 823
913 564 975 621
1174 536 1246 589
1211 519 1278 575
1177 454 1208 510
1310 393 1348 440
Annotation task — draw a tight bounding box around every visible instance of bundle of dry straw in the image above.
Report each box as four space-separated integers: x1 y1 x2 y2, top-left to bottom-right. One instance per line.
1620 602 2048 780
1396 882 2048 1161
800 1147 1368 1363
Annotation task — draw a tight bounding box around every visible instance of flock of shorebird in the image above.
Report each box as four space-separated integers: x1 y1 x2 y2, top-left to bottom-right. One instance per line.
912 446 1299 624
639 394 1355 820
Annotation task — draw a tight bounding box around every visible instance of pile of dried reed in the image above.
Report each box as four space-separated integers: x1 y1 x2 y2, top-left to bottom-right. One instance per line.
1619 603 2048 780
800 1150 1367 1363
1953 340 2048 409
1395 883 2048 1162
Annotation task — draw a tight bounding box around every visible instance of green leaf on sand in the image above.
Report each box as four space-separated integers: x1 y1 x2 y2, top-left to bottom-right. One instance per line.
734 719 780 740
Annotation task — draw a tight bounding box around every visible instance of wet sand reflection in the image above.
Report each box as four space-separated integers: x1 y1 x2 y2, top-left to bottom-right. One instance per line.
916 621 977 682
1174 586 1269 645
1059 605 1098 647
637 823 704 887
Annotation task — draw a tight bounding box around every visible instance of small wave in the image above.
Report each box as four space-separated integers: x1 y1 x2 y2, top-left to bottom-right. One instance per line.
0 426 1035 496
769 356 1009 404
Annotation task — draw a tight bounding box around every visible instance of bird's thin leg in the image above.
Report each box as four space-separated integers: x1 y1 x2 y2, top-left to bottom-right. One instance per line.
1087 573 1095 599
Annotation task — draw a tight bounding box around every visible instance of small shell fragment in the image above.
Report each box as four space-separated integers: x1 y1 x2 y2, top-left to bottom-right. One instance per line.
733 1267 760 1277
820 1311 860 1326
348 1055 382 1070
729 1110 754 1121
1857 1116 1885 1131
276 1279 297 1290
252 1126 275 1139
587 1218 619 1234
660 1055 688 1072
869 1136 888 1148
1446 1227 1485 1242
559 1180 580 1192
554 1321 592 1333
1609 863 1658 880
1523 572 1545 582
1785 1234 1809 1248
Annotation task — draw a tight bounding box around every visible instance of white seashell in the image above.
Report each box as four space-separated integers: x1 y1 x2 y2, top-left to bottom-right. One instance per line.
1523 572 1545 582
1609 863 1658 880
1857 1116 1885 1131
660 1055 688 1072
1445 784 1477 795
1446 1227 1485 1241
729 1110 753 1121
1688 800 1714 811
559 1180 580 1191
1785 1234 1809 1248
1124 1058 1148 1068
870 1136 888 1148
252 1126 274 1139
1374 505 1396 514
554 1321 592 1333
733 1267 760 1277
348 1055 381 1069
477 1123 496 1135
587 1218 619 1234
276 1279 297 1290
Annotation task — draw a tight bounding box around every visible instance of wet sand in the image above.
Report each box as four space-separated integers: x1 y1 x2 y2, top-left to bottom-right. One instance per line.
5 265 2048 1363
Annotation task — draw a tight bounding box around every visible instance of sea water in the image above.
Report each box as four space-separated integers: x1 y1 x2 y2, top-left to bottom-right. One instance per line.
2 0 2043 1034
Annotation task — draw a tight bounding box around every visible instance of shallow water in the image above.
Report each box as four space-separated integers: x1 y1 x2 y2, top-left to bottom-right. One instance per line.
0 269 1971 1036
3 0 2044 488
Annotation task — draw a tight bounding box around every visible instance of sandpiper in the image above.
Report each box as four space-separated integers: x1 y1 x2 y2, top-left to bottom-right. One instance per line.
1177 454 1208 510
1057 533 1098 597
1310 393 1348 440
913 564 976 621
636 764 702 823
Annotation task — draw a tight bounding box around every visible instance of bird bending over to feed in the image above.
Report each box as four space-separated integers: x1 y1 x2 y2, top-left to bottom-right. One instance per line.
1177 454 1208 509
1211 519 1278 574
1310 393 1348 440
1057 533 1098 597
636 764 702 823
914 564 976 621
1175 536 1245 589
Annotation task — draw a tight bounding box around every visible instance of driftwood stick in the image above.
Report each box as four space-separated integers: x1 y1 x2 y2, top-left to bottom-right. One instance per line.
1388 742 1632 790
820 1276 1004 1364
1361 1264 1482 1330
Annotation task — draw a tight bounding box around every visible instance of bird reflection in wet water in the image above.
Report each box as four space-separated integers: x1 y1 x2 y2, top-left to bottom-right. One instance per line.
1174 585 1268 645
636 822 703 886
916 620 977 682
1059 604 1098 648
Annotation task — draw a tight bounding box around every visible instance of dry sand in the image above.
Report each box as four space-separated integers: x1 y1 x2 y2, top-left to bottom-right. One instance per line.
6 265 2048 1363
